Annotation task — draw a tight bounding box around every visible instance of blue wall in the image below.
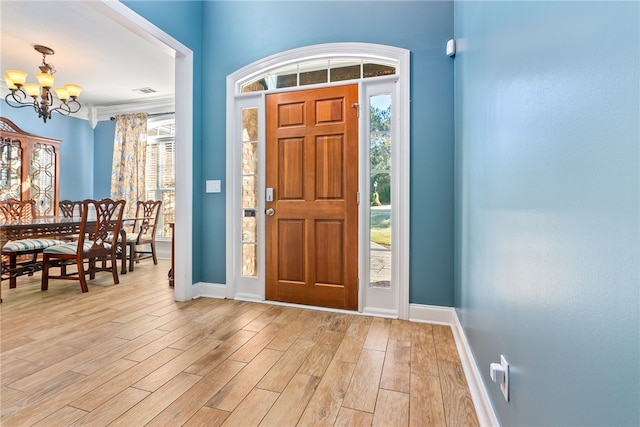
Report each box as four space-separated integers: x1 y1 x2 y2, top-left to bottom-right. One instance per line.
454 1 640 425
203 1 455 304
93 120 116 198
1 101 94 201
122 0 455 304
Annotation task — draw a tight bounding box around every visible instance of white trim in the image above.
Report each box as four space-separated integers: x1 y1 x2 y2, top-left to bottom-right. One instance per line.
234 43 406 91
233 297 373 317
155 240 171 260
225 75 237 300
451 314 501 427
90 0 193 302
409 303 459 325
361 307 399 319
94 96 176 122
410 304 500 427
396 48 410 320
234 292 268 303
191 282 228 300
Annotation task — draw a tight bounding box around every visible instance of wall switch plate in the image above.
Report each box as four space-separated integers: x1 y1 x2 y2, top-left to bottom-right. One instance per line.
500 354 509 402
206 180 221 193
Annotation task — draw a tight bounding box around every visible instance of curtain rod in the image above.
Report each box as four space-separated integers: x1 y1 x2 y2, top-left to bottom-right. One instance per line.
109 112 175 121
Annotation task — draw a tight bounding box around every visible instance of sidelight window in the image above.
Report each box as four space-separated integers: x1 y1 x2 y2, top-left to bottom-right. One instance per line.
241 107 259 277
369 94 392 288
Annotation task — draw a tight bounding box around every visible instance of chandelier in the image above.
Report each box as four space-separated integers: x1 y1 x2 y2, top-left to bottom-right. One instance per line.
4 45 82 123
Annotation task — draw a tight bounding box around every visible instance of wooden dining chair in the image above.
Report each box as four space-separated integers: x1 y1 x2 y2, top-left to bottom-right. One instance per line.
1 198 65 288
57 200 83 246
0 198 37 221
41 198 126 293
122 200 162 272
58 200 82 218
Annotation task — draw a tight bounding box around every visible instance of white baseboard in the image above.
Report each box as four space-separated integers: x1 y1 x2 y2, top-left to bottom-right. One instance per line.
190 282 227 299
409 303 458 324
450 312 500 427
410 303 499 427
155 239 171 260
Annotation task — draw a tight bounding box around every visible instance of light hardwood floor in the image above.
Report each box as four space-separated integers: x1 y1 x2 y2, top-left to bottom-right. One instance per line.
0 260 479 426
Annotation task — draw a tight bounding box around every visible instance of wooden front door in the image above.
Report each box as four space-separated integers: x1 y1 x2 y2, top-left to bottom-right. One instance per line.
266 84 358 310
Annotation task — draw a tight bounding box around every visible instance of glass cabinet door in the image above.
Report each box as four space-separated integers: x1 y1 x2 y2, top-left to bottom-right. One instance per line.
30 143 57 217
0 137 22 200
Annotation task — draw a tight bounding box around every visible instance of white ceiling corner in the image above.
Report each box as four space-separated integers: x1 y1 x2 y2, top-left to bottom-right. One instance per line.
0 0 175 123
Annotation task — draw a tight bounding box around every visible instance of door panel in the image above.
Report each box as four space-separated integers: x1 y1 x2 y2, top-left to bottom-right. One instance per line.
278 219 305 282
266 84 358 310
279 138 304 199
316 135 344 199
315 220 344 284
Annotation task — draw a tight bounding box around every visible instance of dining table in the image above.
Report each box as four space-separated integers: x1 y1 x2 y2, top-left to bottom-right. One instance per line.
0 216 129 302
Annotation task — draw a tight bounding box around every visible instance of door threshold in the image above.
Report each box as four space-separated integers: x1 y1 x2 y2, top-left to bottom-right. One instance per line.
234 296 362 316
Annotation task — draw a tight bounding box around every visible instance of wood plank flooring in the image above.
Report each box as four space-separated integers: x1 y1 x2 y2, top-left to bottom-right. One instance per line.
0 260 479 426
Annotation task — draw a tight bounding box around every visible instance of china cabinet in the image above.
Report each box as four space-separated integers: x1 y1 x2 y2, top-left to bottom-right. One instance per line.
0 117 60 217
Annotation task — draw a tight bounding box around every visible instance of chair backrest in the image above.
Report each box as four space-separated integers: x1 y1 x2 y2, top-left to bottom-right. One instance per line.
0 198 36 221
133 200 162 243
59 200 82 218
77 198 126 257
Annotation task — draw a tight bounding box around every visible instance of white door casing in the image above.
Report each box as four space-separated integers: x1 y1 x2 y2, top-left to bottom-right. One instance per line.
226 43 410 319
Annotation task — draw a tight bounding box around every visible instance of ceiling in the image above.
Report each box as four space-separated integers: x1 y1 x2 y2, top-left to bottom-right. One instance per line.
0 1 175 122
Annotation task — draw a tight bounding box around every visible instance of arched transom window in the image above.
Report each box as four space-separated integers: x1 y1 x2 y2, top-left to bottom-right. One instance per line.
241 59 396 93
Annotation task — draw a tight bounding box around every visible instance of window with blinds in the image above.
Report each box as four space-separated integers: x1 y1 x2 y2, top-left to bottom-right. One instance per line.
146 120 175 238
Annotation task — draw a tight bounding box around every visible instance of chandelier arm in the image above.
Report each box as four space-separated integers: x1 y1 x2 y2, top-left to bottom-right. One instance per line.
66 99 82 114
4 91 37 109
49 105 72 117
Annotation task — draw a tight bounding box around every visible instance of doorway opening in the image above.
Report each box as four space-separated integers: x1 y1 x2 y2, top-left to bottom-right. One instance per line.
91 0 194 302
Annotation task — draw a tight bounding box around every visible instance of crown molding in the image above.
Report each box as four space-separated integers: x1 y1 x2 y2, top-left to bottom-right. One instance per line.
1 86 174 128
93 95 175 122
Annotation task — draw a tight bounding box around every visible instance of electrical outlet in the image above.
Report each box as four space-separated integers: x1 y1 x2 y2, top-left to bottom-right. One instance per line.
500 354 509 402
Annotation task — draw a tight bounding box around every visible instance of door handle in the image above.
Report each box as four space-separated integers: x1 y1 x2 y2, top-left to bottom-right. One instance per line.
265 208 275 216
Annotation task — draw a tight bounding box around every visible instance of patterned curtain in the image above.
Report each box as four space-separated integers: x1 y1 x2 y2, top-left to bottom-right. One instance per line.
110 112 148 219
